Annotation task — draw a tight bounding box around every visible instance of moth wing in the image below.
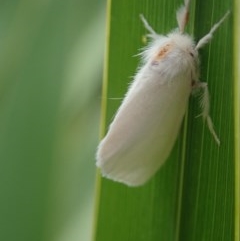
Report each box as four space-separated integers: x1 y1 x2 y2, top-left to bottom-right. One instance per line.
97 69 191 186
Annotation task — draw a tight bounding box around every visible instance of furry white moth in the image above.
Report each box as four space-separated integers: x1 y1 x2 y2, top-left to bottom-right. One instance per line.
96 0 230 186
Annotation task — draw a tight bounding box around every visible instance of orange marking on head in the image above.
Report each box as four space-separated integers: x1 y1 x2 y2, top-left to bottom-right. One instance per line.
152 43 173 65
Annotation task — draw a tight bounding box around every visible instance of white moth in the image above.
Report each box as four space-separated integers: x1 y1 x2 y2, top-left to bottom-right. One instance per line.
96 0 230 186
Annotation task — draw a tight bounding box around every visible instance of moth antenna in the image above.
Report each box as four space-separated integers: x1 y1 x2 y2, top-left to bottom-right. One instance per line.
176 0 190 34
196 10 230 50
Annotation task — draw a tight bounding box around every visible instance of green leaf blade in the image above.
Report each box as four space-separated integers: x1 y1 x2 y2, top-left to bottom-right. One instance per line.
94 0 237 241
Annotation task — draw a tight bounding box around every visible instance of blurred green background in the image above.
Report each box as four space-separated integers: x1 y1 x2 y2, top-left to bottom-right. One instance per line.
0 1 106 241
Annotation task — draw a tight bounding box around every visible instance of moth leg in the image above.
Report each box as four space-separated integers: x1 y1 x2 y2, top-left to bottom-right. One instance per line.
194 82 220 145
196 10 230 50
139 14 158 39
